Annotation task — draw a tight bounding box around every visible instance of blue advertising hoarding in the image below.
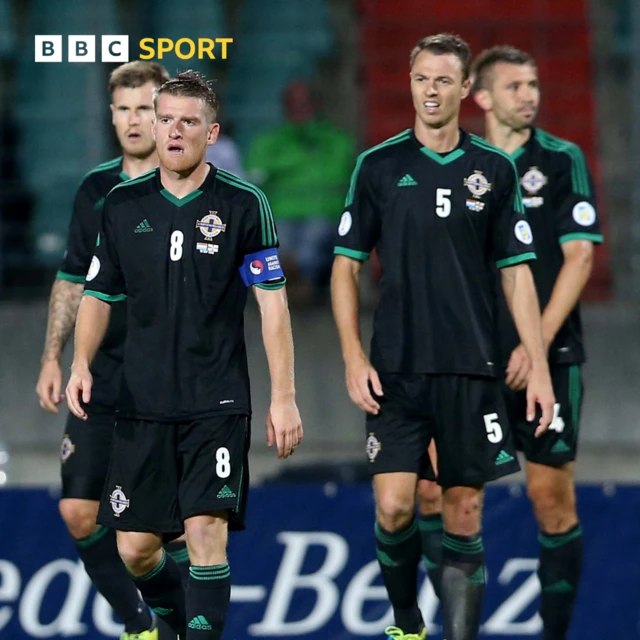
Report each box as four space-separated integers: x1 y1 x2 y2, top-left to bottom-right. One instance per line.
0 483 638 639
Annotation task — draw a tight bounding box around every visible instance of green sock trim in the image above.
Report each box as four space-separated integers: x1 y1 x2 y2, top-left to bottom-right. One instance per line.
443 533 484 554
376 549 399 567
539 524 583 549
422 554 438 570
467 565 486 585
375 519 418 546
74 525 109 548
542 579 574 593
189 564 231 581
168 548 190 564
134 551 166 582
418 514 443 532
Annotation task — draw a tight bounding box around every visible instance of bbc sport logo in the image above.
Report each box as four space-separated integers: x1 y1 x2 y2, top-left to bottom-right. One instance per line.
34 35 234 62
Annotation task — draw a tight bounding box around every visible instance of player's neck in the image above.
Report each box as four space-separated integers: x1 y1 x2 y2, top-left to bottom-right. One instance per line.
484 117 531 156
159 160 210 198
121 152 159 180
413 118 460 154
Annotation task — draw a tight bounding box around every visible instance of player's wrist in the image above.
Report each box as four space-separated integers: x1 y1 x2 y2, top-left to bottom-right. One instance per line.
529 358 550 376
70 359 90 375
343 346 367 366
270 390 296 404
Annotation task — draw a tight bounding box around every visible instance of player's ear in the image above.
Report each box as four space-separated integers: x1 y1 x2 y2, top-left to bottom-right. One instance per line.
207 122 220 146
110 103 116 126
473 88 492 113
461 77 471 100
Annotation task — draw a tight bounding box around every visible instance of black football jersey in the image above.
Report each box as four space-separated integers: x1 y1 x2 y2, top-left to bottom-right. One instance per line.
85 165 284 421
334 129 536 377
57 157 129 410
497 128 604 366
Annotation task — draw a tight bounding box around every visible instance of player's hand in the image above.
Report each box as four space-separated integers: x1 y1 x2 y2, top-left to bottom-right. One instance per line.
505 344 531 391
266 399 303 459
66 364 93 421
36 359 65 413
526 364 555 437
345 353 383 415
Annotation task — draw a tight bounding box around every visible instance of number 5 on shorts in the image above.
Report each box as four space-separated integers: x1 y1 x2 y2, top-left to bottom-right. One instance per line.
216 447 231 478
483 413 503 443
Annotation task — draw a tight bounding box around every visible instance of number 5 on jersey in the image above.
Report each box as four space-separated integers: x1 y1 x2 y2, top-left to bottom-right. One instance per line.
436 188 452 218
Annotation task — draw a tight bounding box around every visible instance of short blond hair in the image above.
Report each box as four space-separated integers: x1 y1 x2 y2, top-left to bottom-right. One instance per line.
109 61 170 95
154 70 219 123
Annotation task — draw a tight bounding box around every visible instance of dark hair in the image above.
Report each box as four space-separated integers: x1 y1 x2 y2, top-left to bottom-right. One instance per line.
154 70 219 123
471 46 536 93
409 33 472 80
109 61 170 95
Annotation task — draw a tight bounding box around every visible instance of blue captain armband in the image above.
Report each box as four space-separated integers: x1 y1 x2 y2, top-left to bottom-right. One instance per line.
239 248 285 286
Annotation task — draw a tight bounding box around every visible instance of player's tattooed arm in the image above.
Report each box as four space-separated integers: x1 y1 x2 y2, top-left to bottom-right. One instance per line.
42 278 84 362
36 279 84 413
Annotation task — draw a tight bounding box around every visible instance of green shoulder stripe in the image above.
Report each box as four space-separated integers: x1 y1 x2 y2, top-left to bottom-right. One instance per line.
535 129 591 197
215 169 277 246
83 157 122 179
345 130 412 207
470 135 525 213
109 169 156 194
469 133 516 164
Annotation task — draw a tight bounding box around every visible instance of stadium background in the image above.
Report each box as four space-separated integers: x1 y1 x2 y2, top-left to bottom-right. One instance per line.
0 0 638 638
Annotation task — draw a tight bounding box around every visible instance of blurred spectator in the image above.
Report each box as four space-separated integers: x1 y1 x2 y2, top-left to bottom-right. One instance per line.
206 119 246 178
247 80 354 303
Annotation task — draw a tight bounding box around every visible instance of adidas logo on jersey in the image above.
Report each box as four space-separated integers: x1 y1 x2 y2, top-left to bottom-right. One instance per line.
397 174 418 187
551 440 571 454
188 616 213 630
134 219 153 233
217 485 237 499
495 450 515 465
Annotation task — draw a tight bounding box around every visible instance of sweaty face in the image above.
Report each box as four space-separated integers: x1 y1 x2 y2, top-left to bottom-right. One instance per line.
410 51 470 130
486 62 540 130
153 93 218 173
111 82 157 159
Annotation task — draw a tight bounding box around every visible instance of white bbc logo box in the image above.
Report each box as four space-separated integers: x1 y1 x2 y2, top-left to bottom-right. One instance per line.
35 35 129 62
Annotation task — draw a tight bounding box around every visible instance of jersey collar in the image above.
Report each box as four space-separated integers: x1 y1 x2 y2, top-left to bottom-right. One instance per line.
411 128 467 165
510 127 535 161
156 163 217 207
116 157 129 181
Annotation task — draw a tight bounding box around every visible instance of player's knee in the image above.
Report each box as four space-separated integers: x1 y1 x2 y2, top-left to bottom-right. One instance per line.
116 533 161 575
443 486 483 535
185 513 228 565
416 480 442 516
59 499 100 540
528 479 577 531
376 492 415 533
